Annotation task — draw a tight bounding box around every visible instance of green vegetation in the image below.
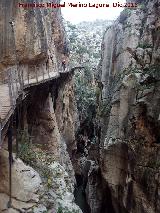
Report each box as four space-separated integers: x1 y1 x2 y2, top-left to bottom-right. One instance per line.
119 9 132 24
143 65 160 78
19 142 37 165
57 206 63 213
66 20 112 67
125 22 132 29
137 42 153 49
18 129 54 187
98 100 111 117
139 2 147 12
57 206 79 213
66 20 112 123
147 158 160 169
74 69 96 122
18 129 36 165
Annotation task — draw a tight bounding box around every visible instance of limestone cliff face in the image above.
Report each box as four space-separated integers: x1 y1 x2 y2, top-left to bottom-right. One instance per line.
98 0 160 212
0 0 67 81
26 74 78 181
0 0 81 212
0 74 81 212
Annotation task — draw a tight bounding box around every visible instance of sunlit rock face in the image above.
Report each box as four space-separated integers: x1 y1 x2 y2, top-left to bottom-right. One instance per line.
0 0 67 81
0 150 81 212
97 0 160 212
0 0 80 212
0 150 42 212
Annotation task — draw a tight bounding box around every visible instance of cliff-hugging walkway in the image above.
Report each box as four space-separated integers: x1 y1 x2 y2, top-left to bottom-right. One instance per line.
0 64 70 144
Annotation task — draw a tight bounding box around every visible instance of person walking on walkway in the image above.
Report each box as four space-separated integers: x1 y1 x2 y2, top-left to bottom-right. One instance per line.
62 59 66 71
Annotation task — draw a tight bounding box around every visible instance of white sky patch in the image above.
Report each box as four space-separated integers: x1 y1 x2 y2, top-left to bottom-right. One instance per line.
62 0 126 23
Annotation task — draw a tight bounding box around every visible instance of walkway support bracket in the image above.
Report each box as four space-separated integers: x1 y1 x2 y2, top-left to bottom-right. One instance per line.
7 118 13 208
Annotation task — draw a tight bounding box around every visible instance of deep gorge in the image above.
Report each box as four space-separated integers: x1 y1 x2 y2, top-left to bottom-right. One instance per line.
0 0 160 212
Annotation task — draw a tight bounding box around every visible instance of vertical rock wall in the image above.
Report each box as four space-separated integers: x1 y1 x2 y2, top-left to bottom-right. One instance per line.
98 0 160 212
0 0 80 212
0 73 81 212
0 0 67 81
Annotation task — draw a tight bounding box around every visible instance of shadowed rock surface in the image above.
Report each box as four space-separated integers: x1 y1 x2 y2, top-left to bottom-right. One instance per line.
0 0 160 213
0 0 81 212
96 0 160 212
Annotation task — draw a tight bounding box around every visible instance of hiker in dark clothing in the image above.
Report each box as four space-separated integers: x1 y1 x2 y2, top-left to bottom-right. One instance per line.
62 59 66 71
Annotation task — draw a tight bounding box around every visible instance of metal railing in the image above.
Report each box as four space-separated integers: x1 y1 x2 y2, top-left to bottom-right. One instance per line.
0 62 70 128
6 63 62 104
7 67 23 108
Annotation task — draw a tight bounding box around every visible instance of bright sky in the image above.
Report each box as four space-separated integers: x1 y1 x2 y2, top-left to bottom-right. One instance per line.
62 0 126 23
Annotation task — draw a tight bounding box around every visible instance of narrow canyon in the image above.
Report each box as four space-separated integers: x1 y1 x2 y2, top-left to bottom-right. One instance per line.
0 0 160 213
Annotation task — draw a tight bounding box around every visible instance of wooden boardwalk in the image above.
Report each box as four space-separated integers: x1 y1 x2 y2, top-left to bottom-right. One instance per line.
0 84 12 126
0 65 70 144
